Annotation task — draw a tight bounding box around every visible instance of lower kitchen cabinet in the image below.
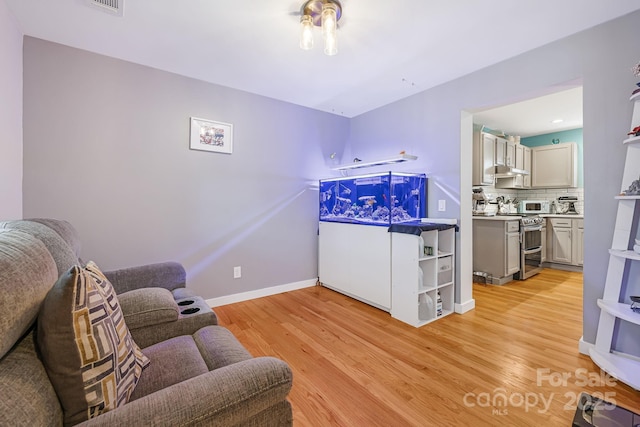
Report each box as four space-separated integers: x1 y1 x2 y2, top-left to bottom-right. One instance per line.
551 219 573 263
473 219 520 284
541 222 547 262
549 217 583 266
573 219 584 266
506 230 521 275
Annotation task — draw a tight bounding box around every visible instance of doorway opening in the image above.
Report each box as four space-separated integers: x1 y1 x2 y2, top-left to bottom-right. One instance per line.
463 82 584 302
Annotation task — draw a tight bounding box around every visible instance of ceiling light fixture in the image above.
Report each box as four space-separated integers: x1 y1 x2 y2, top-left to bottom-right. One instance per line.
551 119 564 124
299 0 342 56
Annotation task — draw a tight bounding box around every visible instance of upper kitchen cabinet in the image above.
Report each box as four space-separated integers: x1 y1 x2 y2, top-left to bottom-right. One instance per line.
523 146 532 188
495 142 528 189
531 142 578 188
505 139 516 168
472 131 496 186
495 136 507 166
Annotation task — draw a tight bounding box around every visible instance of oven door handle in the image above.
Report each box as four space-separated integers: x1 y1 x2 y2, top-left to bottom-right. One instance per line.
523 247 542 255
523 225 543 232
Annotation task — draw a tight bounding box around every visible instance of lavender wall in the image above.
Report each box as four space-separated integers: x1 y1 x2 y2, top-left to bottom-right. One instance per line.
349 10 640 354
22 38 350 299
0 2 22 220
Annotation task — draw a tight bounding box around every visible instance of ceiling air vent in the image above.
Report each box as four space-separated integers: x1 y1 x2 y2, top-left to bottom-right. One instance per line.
87 0 124 16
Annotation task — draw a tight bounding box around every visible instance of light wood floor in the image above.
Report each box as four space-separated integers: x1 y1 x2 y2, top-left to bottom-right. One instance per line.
214 269 640 426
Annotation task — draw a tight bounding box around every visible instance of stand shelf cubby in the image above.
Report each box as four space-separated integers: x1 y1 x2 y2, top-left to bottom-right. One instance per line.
391 223 456 327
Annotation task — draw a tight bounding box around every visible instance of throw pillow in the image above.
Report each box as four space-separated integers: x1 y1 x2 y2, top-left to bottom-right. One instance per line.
37 261 150 426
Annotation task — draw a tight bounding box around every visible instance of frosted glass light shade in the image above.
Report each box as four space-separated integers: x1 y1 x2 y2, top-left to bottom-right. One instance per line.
324 32 337 56
299 15 314 50
322 3 338 56
321 2 337 37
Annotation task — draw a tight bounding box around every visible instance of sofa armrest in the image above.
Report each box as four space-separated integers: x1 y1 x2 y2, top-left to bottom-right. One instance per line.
76 357 293 427
104 261 186 294
118 288 179 329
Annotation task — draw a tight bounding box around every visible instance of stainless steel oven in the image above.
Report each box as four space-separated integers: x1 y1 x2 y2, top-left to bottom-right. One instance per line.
515 216 543 280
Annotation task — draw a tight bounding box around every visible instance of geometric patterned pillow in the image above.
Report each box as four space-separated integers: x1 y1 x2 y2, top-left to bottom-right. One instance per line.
37 261 150 426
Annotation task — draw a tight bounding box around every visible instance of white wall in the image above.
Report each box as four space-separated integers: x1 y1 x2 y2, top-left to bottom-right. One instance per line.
0 1 23 220
349 10 640 354
23 38 350 300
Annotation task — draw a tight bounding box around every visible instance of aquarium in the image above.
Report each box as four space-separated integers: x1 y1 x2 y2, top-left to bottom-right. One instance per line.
319 172 427 225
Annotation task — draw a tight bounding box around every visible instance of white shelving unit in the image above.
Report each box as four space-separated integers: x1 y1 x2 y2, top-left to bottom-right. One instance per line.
589 88 640 390
391 224 456 327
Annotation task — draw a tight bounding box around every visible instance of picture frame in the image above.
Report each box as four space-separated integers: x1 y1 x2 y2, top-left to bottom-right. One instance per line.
189 117 233 154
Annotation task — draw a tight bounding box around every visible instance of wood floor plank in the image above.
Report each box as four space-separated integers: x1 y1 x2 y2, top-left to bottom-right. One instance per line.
214 269 640 426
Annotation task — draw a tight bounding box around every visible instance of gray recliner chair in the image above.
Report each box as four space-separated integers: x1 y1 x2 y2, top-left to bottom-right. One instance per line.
0 219 293 426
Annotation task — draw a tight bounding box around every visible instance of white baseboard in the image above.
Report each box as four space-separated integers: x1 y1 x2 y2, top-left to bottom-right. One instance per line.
579 336 594 356
455 298 475 314
206 278 317 307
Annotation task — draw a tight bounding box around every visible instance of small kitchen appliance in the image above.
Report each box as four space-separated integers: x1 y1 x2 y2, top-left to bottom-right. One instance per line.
472 187 489 214
558 196 579 214
517 200 550 214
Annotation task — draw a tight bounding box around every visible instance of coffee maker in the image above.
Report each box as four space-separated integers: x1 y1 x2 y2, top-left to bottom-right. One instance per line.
472 188 489 214
557 196 579 214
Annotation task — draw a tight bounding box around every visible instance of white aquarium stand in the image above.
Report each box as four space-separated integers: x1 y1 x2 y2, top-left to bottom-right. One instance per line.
589 88 640 390
318 220 458 327
318 222 392 311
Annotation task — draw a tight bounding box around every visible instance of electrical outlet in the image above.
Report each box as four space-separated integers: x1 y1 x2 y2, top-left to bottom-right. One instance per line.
438 200 446 211
233 266 241 279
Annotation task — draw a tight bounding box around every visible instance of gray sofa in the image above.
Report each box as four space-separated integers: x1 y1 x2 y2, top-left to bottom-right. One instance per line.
0 219 293 426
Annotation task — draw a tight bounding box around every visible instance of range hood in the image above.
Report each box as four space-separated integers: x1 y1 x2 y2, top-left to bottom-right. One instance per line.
494 165 529 177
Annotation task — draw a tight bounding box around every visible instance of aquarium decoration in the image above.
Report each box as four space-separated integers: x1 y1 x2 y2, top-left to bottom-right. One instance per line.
319 172 427 226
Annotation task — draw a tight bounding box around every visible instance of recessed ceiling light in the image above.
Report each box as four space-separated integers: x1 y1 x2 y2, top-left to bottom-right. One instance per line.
551 119 564 124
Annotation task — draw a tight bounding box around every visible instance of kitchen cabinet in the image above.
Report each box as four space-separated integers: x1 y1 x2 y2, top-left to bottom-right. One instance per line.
551 219 572 263
541 220 547 262
549 217 583 266
473 218 520 284
515 144 524 169
494 143 530 189
505 140 516 168
573 219 584 266
495 136 507 166
391 225 456 327
523 146 532 188
531 142 578 188
472 131 496 186
506 229 521 274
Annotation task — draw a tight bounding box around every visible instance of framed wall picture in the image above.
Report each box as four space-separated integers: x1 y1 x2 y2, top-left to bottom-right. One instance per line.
189 117 233 154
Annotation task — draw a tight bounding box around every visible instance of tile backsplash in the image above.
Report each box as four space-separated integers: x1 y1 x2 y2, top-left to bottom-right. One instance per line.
478 187 584 215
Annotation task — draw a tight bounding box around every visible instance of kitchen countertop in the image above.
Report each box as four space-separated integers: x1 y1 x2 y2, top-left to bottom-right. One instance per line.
472 215 521 221
473 213 584 220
